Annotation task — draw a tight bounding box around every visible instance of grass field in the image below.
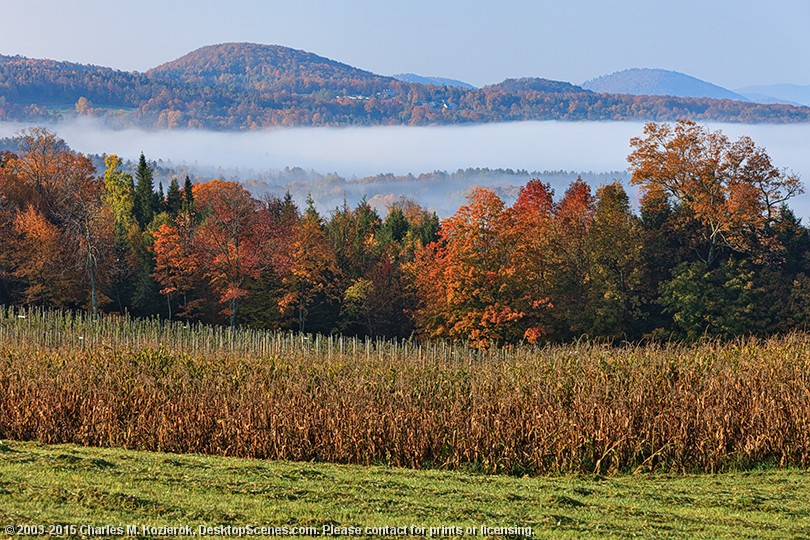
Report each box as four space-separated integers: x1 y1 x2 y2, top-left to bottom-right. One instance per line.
2 440 810 539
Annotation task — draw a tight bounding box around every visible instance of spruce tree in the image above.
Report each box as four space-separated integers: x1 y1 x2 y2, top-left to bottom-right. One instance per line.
304 193 321 224
156 182 165 214
166 177 182 217
382 206 409 243
280 191 298 224
134 153 156 228
182 175 194 211
416 212 440 246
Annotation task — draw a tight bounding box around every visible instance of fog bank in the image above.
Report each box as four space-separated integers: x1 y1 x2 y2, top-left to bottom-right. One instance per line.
1 119 809 217
0 119 645 176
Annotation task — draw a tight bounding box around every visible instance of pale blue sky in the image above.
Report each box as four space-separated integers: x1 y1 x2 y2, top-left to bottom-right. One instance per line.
1 0 808 88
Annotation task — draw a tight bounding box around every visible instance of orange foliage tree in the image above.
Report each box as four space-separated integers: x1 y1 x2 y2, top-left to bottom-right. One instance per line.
501 179 556 342
192 180 267 325
1 129 112 315
12 205 76 306
151 212 201 319
279 208 341 333
547 178 595 336
628 120 803 266
409 188 526 347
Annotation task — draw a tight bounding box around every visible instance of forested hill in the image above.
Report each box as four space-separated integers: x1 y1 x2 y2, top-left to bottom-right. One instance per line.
146 42 395 93
1 42 810 129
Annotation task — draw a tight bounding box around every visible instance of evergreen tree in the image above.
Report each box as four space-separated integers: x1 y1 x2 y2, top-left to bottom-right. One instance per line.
380 207 410 244
156 182 165 214
280 192 299 223
110 221 135 313
264 191 299 226
414 211 440 246
183 175 194 210
130 230 163 317
304 194 321 224
166 177 182 217
325 198 381 282
133 153 156 228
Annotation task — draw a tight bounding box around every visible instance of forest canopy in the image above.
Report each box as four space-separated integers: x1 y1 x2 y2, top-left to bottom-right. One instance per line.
0 121 807 345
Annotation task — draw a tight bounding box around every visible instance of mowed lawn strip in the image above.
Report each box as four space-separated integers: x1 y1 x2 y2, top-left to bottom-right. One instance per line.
1 440 810 539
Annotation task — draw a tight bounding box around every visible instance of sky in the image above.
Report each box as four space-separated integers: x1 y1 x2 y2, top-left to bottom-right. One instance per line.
1 0 808 89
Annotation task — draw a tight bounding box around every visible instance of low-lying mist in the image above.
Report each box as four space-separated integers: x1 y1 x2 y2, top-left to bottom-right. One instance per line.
1 119 809 218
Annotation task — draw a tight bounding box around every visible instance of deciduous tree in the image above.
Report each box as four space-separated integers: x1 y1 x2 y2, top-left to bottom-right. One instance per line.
193 180 266 325
628 120 803 266
280 210 341 333
151 213 201 319
409 188 522 347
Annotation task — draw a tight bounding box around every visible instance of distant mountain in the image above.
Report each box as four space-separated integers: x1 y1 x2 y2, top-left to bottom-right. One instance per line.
737 84 810 107
392 73 475 89
1 45 809 129
738 92 802 106
583 68 749 101
485 78 588 94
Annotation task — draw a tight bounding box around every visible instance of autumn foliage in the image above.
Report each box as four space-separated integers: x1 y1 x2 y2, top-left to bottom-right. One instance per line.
0 122 809 344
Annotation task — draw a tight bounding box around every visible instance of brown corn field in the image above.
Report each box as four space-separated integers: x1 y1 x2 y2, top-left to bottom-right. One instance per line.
1 307 809 475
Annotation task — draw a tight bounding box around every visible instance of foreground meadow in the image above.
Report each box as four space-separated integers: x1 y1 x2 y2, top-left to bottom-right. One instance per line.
1 308 810 475
2 440 810 539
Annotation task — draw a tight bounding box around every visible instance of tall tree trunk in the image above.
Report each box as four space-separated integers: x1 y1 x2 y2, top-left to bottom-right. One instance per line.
89 255 98 318
298 283 306 333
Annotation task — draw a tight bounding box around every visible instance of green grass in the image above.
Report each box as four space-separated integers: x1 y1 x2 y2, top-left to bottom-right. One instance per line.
1 441 810 539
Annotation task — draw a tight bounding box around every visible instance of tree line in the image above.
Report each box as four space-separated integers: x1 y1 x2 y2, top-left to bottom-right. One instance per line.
0 122 808 345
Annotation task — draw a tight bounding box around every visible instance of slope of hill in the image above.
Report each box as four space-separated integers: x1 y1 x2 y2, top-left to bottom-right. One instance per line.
583 68 749 101
392 73 475 88
0 54 150 108
737 83 810 107
1 45 809 128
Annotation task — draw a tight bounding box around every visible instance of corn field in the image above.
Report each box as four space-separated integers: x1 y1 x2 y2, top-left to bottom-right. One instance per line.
1 306 809 474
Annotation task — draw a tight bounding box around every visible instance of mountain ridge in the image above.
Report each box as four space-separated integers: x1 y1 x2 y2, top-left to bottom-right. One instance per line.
737 83 810 107
1 43 809 129
485 78 589 94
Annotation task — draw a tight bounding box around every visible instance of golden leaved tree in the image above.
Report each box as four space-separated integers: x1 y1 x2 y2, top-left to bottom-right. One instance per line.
628 120 803 266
